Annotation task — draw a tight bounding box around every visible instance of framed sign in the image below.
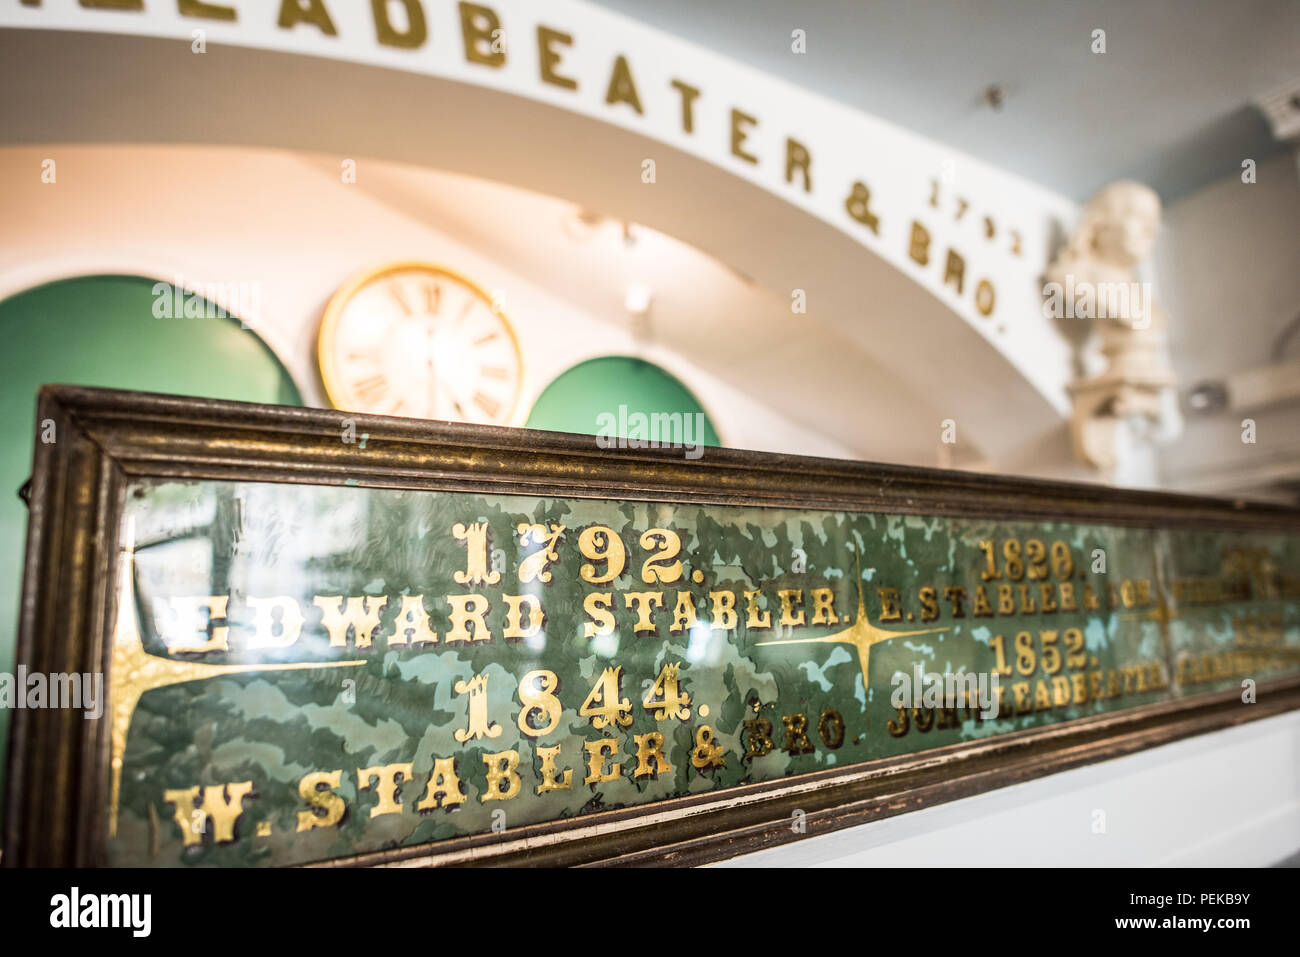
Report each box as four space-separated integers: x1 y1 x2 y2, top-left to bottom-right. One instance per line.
6 386 1300 867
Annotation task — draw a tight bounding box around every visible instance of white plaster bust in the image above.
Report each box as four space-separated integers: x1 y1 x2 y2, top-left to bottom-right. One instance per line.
1047 181 1180 482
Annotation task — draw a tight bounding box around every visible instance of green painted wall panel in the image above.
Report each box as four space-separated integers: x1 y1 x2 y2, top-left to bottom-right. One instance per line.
0 275 302 802
525 355 721 448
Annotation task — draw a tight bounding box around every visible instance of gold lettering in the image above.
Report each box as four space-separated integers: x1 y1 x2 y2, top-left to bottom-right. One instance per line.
163 787 203 847
743 717 774 758
163 782 253 846
583 738 621 784
710 590 738 630
245 596 304 649
502 593 544 640
887 706 909 737
459 1 504 66
730 108 759 164
313 595 388 648
1071 672 1088 704
277 0 337 35
744 590 771 629
538 25 577 90
943 585 967 618
390 594 437 646
453 673 502 742
624 591 665 634
943 249 965 294
1051 675 1071 706
179 0 236 20
778 588 806 626
670 78 700 133
781 713 814 755
1018 583 1037 614
809 587 839 625
818 708 846 748
918 585 940 622
632 732 673 779
482 750 522 802
669 590 698 634
908 220 931 266
416 757 467 809
154 595 229 654
1039 582 1058 613
876 587 903 623
785 138 812 192
357 763 414 817
1034 681 1055 712
997 584 1015 615
535 745 574 793
583 592 615 639
452 521 500 586
690 725 726 769
296 770 345 831
445 594 492 643
605 54 643 113
371 0 426 48
845 181 880 233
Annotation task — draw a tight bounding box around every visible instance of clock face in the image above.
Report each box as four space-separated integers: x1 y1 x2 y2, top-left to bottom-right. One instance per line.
317 262 524 424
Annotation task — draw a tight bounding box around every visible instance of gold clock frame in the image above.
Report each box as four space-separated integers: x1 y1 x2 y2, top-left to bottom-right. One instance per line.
316 260 526 426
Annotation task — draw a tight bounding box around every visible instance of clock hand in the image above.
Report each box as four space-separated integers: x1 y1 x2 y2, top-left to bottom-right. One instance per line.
436 380 468 420
453 298 473 330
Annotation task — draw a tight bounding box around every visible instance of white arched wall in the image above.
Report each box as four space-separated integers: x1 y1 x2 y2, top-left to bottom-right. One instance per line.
0 1 1080 467
0 143 863 460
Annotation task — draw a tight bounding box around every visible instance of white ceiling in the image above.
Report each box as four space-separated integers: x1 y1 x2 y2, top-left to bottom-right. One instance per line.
587 0 1300 202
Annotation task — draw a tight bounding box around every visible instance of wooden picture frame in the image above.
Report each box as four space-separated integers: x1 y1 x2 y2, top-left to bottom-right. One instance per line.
6 385 1300 867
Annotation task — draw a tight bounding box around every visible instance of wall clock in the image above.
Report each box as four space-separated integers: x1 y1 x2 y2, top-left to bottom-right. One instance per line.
317 261 524 425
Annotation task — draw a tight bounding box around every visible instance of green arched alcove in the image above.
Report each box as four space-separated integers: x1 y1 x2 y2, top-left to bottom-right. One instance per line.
525 355 721 448
0 275 302 800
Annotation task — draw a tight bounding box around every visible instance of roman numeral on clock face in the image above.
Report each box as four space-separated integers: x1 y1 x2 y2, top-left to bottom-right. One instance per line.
353 374 388 404
422 282 441 315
